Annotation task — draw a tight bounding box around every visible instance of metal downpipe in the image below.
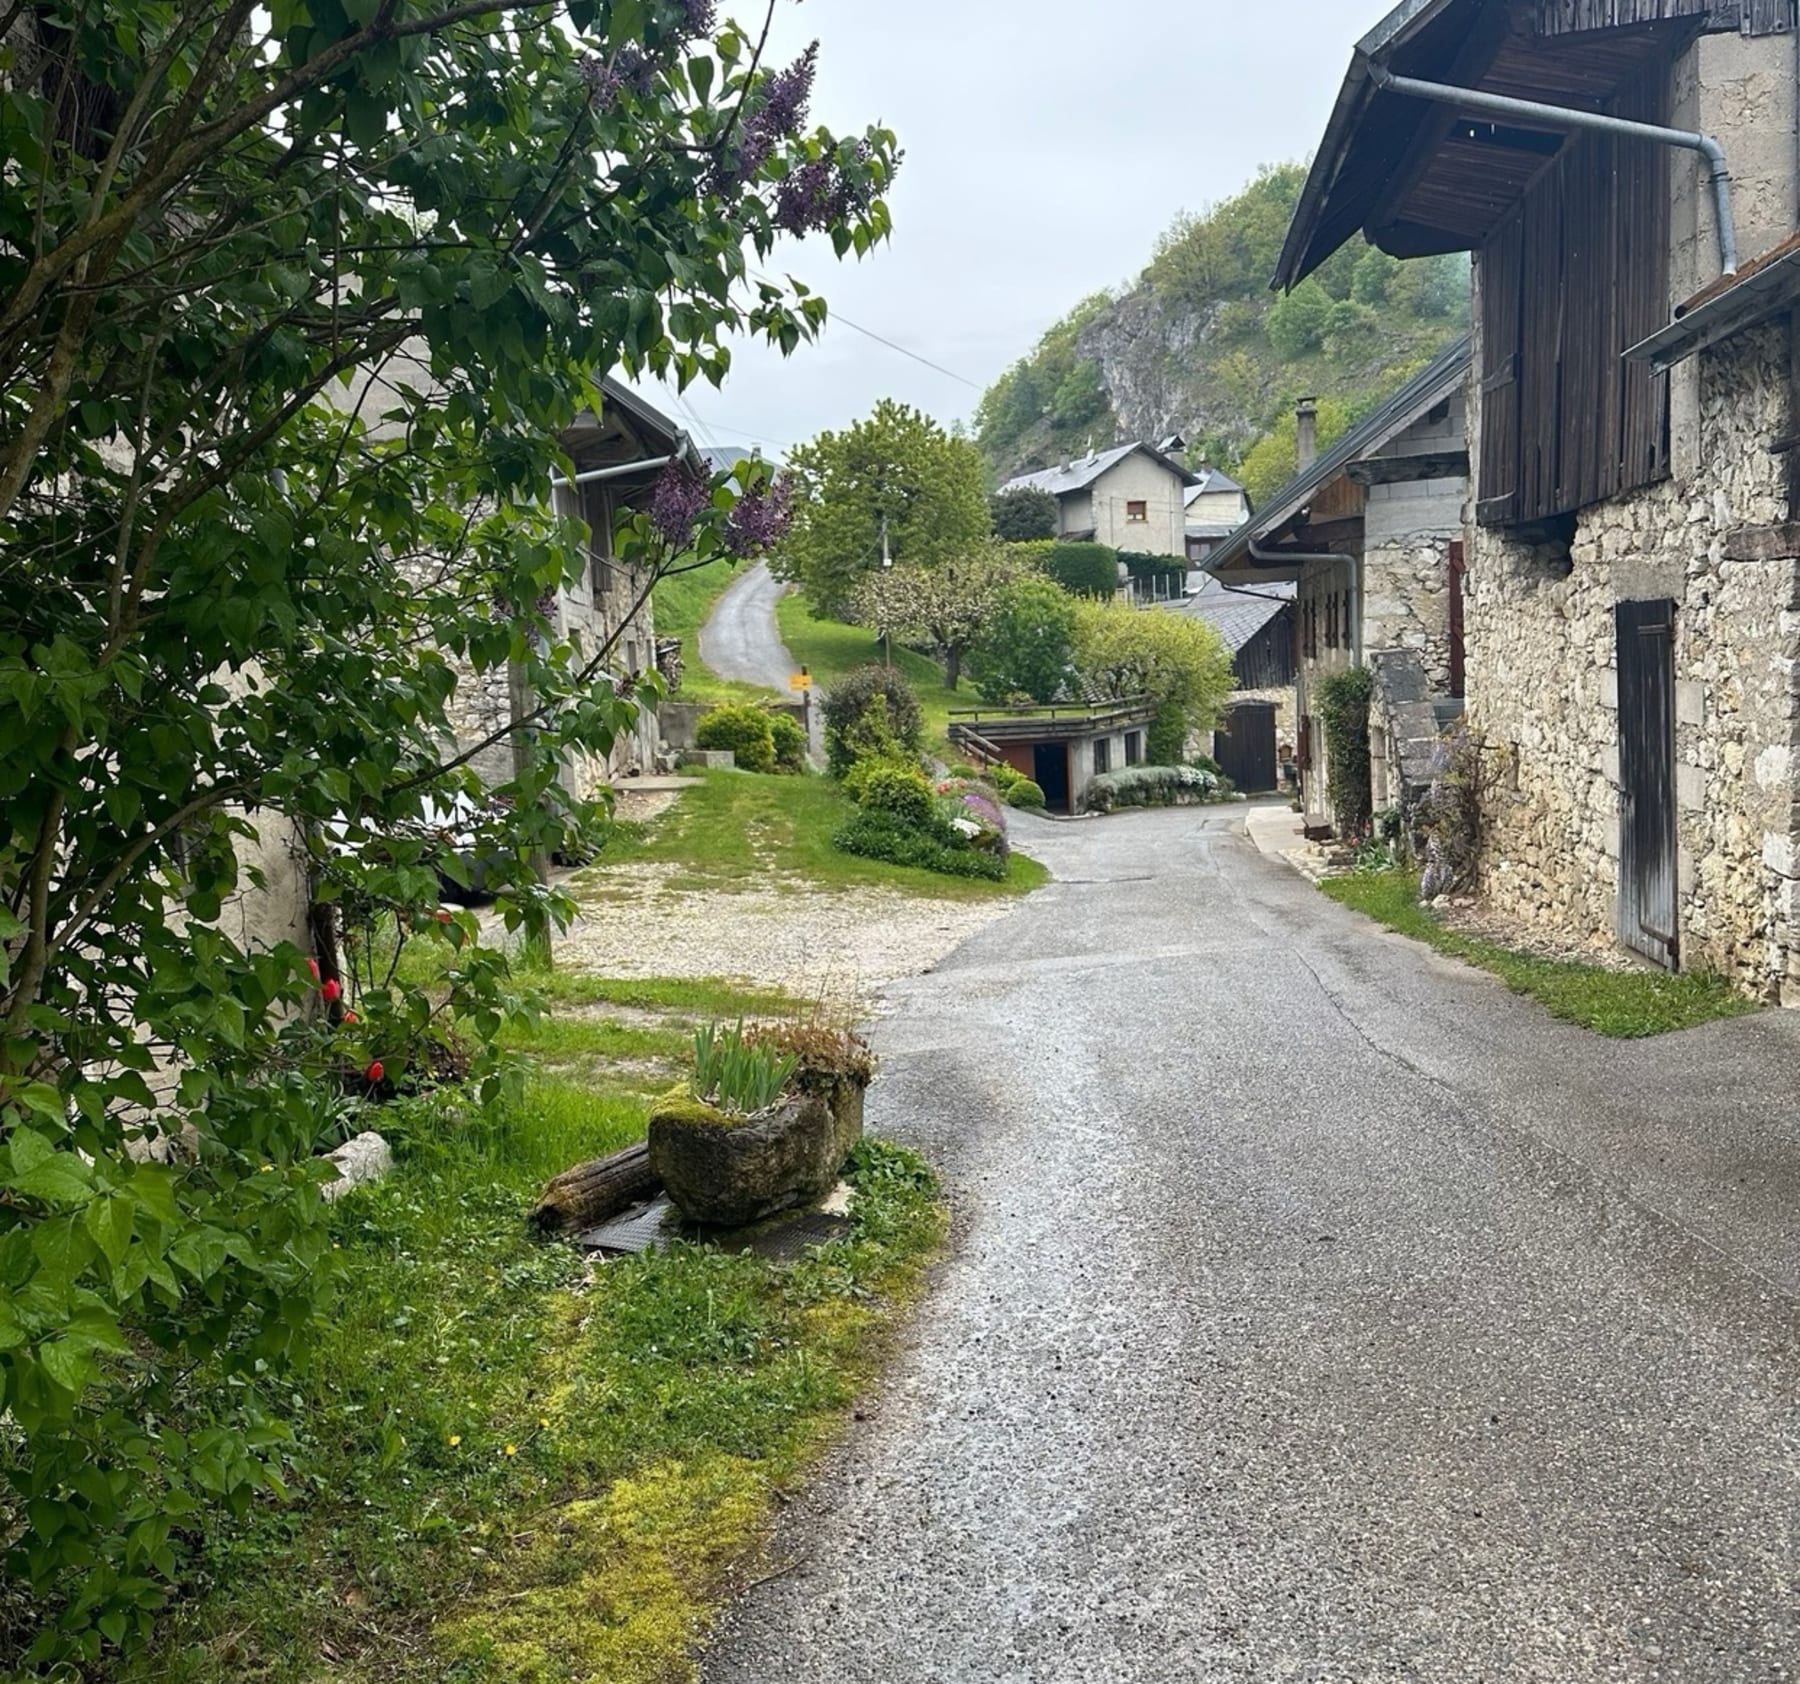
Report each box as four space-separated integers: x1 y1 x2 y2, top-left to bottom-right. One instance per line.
1367 65 1739 277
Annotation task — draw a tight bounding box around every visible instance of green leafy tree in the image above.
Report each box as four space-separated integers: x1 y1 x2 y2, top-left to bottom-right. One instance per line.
1072 600 1235 756
969 577 1077 704
0 0 895 1662
776 401 990 620
1046 541 1120 599
855 543 1023 689
1266 279 1334 359
989 487 1059 541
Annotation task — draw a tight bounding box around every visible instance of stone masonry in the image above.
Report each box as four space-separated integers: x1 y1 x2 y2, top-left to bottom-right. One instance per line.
1465 321 1800 1000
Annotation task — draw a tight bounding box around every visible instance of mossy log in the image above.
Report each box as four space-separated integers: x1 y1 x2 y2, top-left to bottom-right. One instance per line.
530 1143 659 1232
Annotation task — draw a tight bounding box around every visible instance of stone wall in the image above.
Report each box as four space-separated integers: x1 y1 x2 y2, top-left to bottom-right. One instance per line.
1465 319 1800 997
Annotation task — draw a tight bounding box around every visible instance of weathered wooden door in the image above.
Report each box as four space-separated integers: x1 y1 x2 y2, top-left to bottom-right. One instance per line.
1616 599 1678 968
1216 702 1278 793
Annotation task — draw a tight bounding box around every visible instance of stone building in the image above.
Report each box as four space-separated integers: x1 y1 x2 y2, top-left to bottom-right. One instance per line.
1279 0 1800 999
1168 578 1299 793
1208 341 1472 833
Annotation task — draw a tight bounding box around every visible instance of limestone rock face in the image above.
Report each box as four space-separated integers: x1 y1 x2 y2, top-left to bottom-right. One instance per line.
648 1093 842 1228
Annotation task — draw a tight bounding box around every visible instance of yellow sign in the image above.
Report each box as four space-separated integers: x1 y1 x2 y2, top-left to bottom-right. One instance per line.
789 670 812 691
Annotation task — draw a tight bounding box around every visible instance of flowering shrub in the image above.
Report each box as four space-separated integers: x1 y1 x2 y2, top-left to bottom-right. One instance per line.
933 779 1010 858
1086 765 1224 813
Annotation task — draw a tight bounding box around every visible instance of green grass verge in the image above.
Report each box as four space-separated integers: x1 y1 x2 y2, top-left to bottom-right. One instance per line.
585 767 1048 901
774 594 966 750
1321 869 1757 1038
124 1016 946 1682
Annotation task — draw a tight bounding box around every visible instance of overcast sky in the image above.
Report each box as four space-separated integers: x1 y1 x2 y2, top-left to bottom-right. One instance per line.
636 0 1362 457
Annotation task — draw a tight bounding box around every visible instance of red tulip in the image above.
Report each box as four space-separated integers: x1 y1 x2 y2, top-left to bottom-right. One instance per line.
365 1060 384 1084
306 957 321 981
321 978 341 1002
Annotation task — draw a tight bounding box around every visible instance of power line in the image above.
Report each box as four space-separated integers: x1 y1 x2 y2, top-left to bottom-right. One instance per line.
751 268 986 393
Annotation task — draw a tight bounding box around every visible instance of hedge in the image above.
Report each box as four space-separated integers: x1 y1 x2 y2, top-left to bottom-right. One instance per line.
1086 764 1223 813
1046 541 1119 599
832 811 1007 880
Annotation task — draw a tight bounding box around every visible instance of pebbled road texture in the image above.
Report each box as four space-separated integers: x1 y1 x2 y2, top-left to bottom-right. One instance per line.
699 560 795 691
702 805 1800 1684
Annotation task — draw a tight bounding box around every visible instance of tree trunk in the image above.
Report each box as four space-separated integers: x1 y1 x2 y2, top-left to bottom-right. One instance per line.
943 646 962 690
529 1142 659 1231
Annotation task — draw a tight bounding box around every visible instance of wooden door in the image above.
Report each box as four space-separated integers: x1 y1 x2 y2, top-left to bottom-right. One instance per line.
1616 599 1678 968
1216 703 1278 793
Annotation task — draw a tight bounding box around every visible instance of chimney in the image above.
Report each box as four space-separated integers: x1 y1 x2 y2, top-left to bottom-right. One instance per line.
1295 397 1319 471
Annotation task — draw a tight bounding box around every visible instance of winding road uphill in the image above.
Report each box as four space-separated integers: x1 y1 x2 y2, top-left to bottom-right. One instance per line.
705 805 1800 1684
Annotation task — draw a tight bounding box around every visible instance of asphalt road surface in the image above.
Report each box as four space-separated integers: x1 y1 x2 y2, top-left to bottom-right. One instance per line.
703 804 1800 1684
699 560 794 691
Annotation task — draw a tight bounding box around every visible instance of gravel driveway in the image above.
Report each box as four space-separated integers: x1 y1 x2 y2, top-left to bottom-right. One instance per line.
703 803 1800 1682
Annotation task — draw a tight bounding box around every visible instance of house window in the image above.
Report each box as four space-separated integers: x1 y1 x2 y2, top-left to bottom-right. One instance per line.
1094 738 1111 775
1124 732 1142 767
1126 500 1148 523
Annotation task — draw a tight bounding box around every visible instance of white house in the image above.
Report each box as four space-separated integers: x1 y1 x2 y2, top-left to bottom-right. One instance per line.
998 440 1198 558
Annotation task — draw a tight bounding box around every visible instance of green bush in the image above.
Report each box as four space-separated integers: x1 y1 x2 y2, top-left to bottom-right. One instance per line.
1315 665 1375 840
1046 540 1119 599
990 486 1059 540
820 667 925 778
985 759 1022 794
1146 698 1189 766
852 764 937 831
1087 764 1223 813
696 704 776 774
768 712 808 773
832 811 1008 881
1005 779 1047 811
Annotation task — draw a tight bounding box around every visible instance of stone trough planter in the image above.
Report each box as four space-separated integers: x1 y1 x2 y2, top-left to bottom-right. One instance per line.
648 1089 844 1228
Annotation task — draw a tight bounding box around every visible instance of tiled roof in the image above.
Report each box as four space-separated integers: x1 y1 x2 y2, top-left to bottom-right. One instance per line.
1169 577 1295 653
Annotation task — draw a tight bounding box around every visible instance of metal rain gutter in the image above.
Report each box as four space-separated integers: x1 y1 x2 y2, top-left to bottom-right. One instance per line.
1367 65 1738 278
549 443 687 491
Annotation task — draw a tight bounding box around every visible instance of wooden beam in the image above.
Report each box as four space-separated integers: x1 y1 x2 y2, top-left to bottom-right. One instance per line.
1345 449 1471 486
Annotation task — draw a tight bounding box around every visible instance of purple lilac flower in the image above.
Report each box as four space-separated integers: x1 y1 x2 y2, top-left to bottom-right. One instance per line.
578 52 623 109
649 460 712 552
675 0 717 37
722 474 793 558
773 157 836 236
759 43 818 138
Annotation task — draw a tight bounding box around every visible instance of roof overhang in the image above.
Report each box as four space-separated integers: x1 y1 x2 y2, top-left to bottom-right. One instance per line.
1275 0 1717 291
1626 231 1800 372
948 702 1158 744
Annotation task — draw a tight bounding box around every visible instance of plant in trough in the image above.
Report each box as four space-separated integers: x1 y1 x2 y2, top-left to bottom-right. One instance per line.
692 1021 800 1117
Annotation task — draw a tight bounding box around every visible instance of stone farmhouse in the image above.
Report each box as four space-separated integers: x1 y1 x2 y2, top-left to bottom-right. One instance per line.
1281 0 1800 1000
997 439 1198 559
1208 340 1474 837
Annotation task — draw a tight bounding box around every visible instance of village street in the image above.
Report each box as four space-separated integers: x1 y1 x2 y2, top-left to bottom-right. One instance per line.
705 804 1800 1683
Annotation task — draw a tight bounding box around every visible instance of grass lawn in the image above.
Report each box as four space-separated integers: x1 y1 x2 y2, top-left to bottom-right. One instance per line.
1322 868 1757 1037
590 767 1049 900
652 556 778 708
123 972 946 1684
774 594 968 750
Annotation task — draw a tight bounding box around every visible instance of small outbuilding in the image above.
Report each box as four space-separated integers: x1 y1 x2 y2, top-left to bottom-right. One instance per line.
949 699 1159 815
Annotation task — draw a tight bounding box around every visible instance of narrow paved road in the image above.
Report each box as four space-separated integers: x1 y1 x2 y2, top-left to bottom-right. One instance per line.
705 806 1800 1684
699 560 794 690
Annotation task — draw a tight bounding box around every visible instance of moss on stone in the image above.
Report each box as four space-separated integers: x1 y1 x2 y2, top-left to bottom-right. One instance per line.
649 1085 739 1130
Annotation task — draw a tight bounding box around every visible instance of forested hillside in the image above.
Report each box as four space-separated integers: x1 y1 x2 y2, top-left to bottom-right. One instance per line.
976 165 1470 499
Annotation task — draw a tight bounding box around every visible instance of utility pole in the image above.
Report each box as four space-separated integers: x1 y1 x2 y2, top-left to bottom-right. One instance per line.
880 512 893 671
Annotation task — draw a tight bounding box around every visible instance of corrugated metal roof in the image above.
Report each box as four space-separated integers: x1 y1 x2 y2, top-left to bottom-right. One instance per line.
1205 335 1471 580
999 441 1199 499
